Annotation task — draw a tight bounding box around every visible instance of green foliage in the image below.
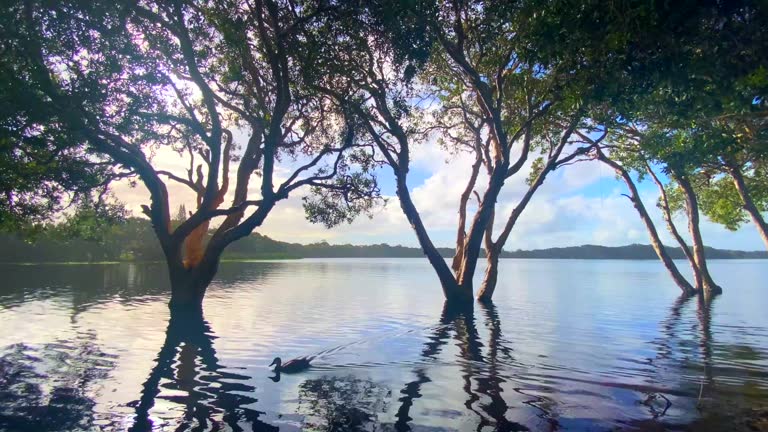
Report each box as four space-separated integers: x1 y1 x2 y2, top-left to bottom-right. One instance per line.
0 216 163 263
0 133 111 231
1 0 765 252
303 172 381 228
3 226 764 263
700 167 768 230
526 157 545 186
56 197 129 243
0 0 167 228
660 170 768 231
698 176 751 231
661 181 685 216
175 204 188 223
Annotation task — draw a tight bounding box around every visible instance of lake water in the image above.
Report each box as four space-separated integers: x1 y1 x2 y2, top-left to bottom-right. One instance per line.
0 258 767 431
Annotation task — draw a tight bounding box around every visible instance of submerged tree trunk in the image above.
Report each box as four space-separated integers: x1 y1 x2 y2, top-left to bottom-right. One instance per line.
456 165 508 293
477 156 552 301
477 206 498 302
166 257 219 311
645 164 703 291
477 247 500 302
598 153 697 295
396 177 470 302
727 164 768 250
167 267 207 312
674 173 723 298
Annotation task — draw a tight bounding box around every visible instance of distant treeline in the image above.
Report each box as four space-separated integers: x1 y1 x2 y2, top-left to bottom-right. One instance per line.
0 218 765 263
226 235 768 260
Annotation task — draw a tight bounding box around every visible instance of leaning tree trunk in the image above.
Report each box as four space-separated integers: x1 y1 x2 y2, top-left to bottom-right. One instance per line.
395 177 470 302
477 150 558 301
477 206 498 302
675 173 723 298
477 247 500 302
727 164 768 250
646 164 703 291
599 154 697 295
476 119 583 302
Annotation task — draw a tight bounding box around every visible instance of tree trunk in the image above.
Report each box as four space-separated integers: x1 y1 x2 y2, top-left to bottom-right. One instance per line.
167 260 217 311
728 165 768 250
645 164 702 291
477 247 500 302
456 165 507 292
396 177 470 302
598 154 697 295
475 124 581 302
675 173 723 298
452 153 483 273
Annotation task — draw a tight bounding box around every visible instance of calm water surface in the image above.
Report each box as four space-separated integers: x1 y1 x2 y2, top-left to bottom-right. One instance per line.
0 259 767 431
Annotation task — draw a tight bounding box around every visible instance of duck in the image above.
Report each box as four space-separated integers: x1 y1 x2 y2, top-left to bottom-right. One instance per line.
269 356 312 374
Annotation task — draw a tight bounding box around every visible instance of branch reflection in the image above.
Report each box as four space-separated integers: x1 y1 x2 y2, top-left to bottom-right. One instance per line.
128 308 277 432
394 301 530 431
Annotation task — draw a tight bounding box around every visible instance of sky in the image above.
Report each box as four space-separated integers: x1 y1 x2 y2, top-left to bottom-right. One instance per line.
111 139 765 252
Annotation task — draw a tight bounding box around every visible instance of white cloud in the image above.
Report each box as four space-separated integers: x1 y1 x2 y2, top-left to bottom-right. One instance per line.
111 140 766 251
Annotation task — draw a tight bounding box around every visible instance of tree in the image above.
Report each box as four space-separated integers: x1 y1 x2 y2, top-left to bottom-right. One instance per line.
435 91 594 300
692 121 768 250
0 114 117 232
0 0 379 310
174 203 188 223
588 126 723 298
559 0 768 298
308 0 609 302
591 141 697 296
303 0 472 301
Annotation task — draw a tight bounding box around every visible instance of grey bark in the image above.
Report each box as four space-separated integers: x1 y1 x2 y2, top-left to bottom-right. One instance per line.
599 153 697 295
645 164 703 291
674 173 723 298
727 164 768 251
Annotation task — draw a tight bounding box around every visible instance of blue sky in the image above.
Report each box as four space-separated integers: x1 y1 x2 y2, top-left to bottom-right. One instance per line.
112 141 765 251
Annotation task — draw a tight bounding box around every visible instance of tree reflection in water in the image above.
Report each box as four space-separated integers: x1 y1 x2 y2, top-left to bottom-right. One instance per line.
297 375 391 431
627 294 768 431
0 334 116 431
281 301 532 431
393 301 531 431
4 267 766 432
128 308 277 432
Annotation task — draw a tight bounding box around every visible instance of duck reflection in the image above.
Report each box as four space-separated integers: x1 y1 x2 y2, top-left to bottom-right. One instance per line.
128 308 277 432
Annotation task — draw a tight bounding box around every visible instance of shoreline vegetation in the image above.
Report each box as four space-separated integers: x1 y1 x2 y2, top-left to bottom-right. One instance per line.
1 230 764 264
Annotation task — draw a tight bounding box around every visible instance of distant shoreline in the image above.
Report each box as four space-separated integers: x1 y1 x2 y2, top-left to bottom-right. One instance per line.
2 256 765 265
2 228 765 263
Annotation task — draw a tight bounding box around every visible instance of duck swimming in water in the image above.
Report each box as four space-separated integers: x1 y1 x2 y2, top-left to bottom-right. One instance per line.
269 356 311 374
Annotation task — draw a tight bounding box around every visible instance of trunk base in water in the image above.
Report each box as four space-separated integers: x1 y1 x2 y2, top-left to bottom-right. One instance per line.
477 253 500 302
168 295 205 313
445 289 474 305
703 283 723 299
168 276 208 313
